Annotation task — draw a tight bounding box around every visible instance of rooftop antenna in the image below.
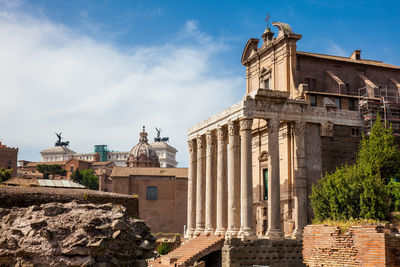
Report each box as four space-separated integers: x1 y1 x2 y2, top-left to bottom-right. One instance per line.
265 13 271 29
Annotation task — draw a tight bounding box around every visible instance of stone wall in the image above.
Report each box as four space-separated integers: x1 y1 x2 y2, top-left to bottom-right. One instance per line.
321 125 360 175
0 186 138 217
222 238 305 267
303 224 400 267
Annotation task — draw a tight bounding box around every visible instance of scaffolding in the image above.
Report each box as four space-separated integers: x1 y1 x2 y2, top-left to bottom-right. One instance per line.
358 86 400 135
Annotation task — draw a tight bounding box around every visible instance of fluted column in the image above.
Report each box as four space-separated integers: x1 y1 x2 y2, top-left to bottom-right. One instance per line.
238 118 256 239
292 121 307 239
185 139 197 238
266 118 283 239
215 126 227 235
194 135 206 235
205 131 216 234
226 121 240 238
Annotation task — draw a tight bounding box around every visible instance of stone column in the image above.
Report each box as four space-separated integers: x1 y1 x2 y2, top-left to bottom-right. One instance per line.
226 121 240 238
292 121 307 239
265 118 283 239
238 118 256 239
194 135 206 235
205 131 216 234
215 126 228 235
185 139 197 238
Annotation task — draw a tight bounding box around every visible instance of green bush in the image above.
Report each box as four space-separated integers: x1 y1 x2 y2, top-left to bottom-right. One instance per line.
157 241 170 255
0 167 12 182
311 116 400 222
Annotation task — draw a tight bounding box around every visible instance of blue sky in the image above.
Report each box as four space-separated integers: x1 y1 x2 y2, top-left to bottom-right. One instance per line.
1 0 399 166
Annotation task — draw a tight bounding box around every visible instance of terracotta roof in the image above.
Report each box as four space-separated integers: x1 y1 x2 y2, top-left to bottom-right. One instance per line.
25 161 67 167
297 51 400 70
111 167 188 178
91 161 116 167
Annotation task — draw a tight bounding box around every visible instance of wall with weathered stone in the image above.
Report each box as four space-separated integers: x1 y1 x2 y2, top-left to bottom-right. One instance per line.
222 238 305 267
303 224 400 267
0 186 138 217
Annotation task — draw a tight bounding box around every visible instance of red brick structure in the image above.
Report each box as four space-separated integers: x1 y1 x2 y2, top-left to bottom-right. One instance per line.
0 141 18 177
303 224 400 267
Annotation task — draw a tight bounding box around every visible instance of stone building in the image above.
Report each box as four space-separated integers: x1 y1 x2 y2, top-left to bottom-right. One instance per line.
150 141 178 168
0 141 18 177
103 127 188 234
186 22 400 240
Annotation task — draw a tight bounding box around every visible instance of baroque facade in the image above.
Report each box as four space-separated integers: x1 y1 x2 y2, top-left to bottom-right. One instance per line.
186 22 400 240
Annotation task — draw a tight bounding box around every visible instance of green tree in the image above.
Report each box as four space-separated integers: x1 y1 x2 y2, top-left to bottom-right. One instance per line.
311 116 400 222
157 241 170 255
71 169 98 190
36 164 67 179
0 167 12 182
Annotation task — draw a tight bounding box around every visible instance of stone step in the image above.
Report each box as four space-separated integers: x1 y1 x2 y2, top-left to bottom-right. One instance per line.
148 236 225 267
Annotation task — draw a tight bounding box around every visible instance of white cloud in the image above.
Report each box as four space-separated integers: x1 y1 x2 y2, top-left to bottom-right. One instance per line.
0 5 244 167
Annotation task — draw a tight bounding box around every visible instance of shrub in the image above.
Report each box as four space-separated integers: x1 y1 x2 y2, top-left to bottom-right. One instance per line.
157 241 170 255
311 116 400 222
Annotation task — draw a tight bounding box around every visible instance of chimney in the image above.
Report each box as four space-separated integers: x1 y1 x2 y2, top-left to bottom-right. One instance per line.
350 50 361 60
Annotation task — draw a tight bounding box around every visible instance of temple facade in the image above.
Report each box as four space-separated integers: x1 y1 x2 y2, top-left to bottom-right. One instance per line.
186 22 400 240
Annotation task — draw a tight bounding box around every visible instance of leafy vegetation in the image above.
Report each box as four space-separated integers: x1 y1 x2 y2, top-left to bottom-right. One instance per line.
71 169 99 190
36 164 67 179
0 167 12 182
157 241 170 255
311 116 400 222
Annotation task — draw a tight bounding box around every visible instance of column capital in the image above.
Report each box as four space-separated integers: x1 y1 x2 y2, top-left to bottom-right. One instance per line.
239 118 253 131
188 139 196 153
217 126 227 143
206 131 214 146
227 121 238 136
267 118 279 134
196 136 205 149
293 121 306 136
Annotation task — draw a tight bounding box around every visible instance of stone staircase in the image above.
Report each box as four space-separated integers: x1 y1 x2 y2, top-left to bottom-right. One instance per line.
148 235 225 267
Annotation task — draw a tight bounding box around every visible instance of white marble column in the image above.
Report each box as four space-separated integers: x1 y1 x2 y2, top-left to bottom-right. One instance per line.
185 139 197 238
226 121 240 238
238 118 256 239
265 118 283 239
292 121 307 239
194 135 205 235
205 131 216 234
215 126 227 235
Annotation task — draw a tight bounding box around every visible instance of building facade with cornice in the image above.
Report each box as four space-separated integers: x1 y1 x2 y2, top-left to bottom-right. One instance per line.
186 22 400 240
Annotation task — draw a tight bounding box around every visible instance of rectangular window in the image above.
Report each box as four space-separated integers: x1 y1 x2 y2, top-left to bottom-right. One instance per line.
263 78 270 89
146 186 158 200
263 169 268 200
346 83 350 94
351 128 360 137
348 98 355 111
334 97 341 109
310 95 317 107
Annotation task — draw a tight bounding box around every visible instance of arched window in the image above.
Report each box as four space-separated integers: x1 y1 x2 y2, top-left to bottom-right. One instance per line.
146 186 157 200
70 166 74 172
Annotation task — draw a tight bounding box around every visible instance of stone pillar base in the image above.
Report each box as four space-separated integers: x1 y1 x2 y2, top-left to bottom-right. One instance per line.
185 229 195 239
238 227 256 241
203 228 215 236
225 229 239 239
214 228 227 236
292 228 303 240
194 228 205 236
265 229 283 240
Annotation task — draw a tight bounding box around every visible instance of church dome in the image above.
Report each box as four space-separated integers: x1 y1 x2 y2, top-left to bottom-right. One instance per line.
126 126 160 167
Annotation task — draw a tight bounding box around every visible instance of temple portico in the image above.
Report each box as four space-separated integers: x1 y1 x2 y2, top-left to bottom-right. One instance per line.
186 88 363 240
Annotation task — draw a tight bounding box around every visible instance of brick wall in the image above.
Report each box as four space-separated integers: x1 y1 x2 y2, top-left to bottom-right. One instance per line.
0 186 138 217
222 238 305 267
0 146 18 177
303 224 400 267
